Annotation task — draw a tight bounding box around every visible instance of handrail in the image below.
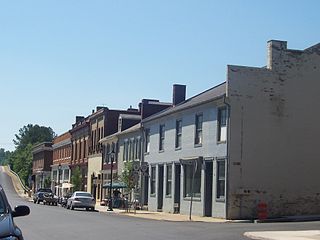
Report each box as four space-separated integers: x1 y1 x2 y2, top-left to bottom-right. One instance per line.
6 165 30 192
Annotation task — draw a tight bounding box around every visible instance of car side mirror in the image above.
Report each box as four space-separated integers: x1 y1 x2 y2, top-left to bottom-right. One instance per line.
12 205 30 218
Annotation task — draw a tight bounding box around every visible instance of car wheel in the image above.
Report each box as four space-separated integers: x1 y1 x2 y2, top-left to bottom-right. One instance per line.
91 207 95 211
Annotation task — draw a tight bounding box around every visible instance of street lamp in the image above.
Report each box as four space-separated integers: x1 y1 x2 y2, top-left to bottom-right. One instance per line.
107 149 115 211
58 163 62 197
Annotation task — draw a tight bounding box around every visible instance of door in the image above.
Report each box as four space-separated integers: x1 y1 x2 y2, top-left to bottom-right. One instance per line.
174 163 181 213
204 161 213 216
157 165 164 211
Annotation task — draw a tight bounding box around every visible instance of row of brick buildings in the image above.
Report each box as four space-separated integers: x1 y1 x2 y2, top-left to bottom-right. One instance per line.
32 40 320 219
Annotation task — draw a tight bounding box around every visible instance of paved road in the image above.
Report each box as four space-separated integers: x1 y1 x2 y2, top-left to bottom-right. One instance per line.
1 167 320 240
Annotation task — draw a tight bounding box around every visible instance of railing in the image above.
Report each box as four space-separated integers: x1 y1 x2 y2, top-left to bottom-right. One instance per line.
6 165 30 192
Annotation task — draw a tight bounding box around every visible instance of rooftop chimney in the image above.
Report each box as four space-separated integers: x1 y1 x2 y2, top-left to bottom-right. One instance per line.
172 84 186 106
267 40 287 70
75 116 84 123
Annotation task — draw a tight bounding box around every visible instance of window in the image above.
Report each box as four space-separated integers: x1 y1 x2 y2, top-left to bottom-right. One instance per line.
195 114 203 145
175 120 182 149
125 141 129 161
150 166 156 195
136 138 141 160
159 124 165 151
166 164 172 196
216 160 226 200
53 170 58 182
218 107 227 142
129 140 134 161
145 129 150 153
106 144 111 163
79 140 82 159
64 169 69 181
123 141 128 162
184 162 201 198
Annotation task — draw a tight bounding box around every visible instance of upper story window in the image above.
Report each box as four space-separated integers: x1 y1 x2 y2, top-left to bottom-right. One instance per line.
123 140 128 162
159 124 165 151
144 129 150 153
217 107 227 142
194 114 203 146
175 120 182 149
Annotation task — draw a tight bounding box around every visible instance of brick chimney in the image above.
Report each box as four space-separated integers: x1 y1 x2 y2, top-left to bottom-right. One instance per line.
172 84 186 106
267 40 287 70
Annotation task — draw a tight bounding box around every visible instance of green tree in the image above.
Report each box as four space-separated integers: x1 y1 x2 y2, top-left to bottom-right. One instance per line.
9 124 56 185
13 124 55 149
0 148 11 165
120 162 136 190
71 166 82 191
44 176 51 188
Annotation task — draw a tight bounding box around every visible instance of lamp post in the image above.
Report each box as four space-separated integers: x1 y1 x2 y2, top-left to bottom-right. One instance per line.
58 163 62 197
107 149 115 211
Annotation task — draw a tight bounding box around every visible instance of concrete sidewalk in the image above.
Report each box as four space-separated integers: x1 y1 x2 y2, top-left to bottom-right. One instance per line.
94 203 228 223
244 230 320 240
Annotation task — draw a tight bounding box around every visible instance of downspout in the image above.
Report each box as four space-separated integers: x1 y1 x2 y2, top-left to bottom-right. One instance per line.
223 94 231 219
140 125 144 206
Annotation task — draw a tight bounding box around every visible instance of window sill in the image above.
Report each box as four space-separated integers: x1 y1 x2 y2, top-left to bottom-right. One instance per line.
144 152 150 156
150 194 156 198
216 198 225 203
217 140 227 144
175 147 182 151
165 195 172 198
183 197 201 202
158 150 165 153
194 143 202 148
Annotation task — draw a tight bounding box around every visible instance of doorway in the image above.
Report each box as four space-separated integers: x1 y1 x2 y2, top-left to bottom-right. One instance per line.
157 165 164 211
174 163 181 213
204 161 213 217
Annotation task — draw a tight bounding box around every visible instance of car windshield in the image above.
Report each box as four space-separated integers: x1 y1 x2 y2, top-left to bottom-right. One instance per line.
76 193 92 197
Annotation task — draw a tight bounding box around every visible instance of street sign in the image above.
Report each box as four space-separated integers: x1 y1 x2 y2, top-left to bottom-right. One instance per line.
141 162 148 172
132 161 140 172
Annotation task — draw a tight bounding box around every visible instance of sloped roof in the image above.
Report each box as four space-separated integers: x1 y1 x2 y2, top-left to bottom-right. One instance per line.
142 82 226 123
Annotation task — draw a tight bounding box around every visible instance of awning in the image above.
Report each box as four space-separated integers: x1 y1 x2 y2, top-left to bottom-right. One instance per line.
102 182 127 189
61 183 74 189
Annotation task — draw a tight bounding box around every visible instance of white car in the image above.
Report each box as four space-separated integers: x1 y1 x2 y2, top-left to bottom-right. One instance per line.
66 191 96 211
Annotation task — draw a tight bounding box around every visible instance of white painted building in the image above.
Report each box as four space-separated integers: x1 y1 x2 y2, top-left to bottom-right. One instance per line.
143 40 320 219
142 84 228 218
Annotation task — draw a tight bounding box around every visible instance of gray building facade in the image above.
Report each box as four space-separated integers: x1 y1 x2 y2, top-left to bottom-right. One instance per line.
142 84 228 218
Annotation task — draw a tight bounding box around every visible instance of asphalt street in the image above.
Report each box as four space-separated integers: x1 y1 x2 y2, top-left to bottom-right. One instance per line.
1 167 320 240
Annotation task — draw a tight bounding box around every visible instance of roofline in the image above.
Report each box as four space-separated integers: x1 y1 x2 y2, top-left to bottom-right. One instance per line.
142 82 226 123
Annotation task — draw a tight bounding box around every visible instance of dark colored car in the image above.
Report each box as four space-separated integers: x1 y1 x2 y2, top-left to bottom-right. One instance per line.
0 185 30 240
60 192 72 208
33 188 53 204
43 192 58 206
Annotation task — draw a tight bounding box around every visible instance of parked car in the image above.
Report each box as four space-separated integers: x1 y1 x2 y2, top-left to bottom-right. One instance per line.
66 191 95 211
60 192 72 208
0 185 30 240
33 188 53 204
43 192 58 206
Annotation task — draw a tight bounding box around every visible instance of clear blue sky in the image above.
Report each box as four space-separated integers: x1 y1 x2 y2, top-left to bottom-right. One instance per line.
1 1 319 151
